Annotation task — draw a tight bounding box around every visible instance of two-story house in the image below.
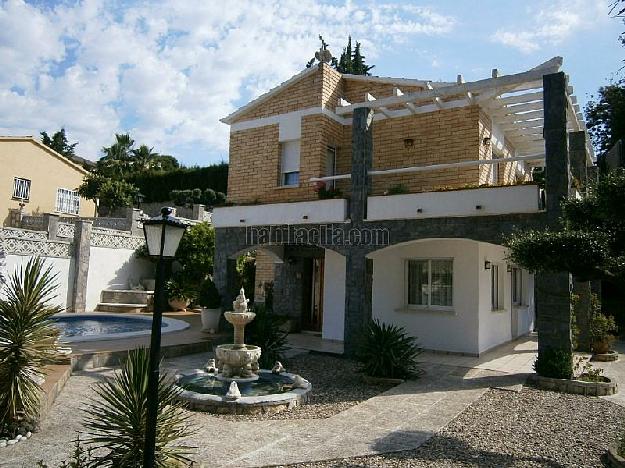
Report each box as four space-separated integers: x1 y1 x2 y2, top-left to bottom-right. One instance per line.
213 56 593 356
0 136 96 226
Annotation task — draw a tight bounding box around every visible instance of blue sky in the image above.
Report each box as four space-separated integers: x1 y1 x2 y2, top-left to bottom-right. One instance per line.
0 0 622 166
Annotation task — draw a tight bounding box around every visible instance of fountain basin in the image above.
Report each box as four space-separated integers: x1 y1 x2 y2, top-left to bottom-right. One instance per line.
175 369 312 415
215 344 262 379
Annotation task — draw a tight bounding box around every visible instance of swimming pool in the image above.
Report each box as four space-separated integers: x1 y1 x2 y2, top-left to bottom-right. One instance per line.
52 313 190 342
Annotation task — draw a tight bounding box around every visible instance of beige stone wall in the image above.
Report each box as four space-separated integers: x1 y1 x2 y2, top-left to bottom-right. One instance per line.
254 250 276 302
0 139 95 226
343 80 422 106
478 111 524 186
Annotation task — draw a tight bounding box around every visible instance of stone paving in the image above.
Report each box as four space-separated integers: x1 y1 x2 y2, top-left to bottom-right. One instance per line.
1 337 539 468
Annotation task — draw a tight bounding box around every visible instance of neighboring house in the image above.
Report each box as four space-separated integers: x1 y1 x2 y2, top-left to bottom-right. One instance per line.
0 136 96 226
212 57 593 356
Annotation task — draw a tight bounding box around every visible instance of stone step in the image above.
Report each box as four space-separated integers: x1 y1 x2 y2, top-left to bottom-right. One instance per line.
95 302 148 314
100 289 153 305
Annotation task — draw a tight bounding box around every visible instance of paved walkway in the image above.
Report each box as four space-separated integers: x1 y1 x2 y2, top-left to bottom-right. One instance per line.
2 337 539 468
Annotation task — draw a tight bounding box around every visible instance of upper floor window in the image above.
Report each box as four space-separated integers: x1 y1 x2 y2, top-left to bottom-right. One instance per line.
326 146 336 189
406 258 453 309
56 188 80 215
280 140 300 187
12 177 31 201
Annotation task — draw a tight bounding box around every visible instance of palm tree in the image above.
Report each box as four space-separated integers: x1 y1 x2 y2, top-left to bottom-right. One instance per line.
0 258 61 436
82 348 191 467
99 134 135 177
131 144 159 172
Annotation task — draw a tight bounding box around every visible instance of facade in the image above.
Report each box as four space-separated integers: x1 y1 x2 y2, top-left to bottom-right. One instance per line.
0 136 96 226
213 57 593 356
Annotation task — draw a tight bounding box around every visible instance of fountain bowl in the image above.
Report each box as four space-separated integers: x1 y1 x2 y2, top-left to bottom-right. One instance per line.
174 369 312 415
215 344 262 380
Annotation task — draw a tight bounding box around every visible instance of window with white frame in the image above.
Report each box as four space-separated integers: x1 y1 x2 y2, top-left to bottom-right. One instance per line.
325 146 336 189
491 264 502 310
280 140 300 186
56 188 80 215
12 177 31 201
406 259 453 308
512 267 523 305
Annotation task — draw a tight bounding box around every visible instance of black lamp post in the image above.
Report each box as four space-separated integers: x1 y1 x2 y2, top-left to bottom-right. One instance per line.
141 207 187 467
135 192 145 209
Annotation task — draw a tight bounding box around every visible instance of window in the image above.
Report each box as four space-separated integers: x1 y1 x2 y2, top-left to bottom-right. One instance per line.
491 264 501 310
512 267 523 306
325 146 336 189
407 259 453 308
280 140 300 186
56 188 80 215
12 177 31 200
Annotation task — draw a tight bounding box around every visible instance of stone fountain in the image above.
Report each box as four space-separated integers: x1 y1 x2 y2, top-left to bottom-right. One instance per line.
173 287 312 415
214 288 261 382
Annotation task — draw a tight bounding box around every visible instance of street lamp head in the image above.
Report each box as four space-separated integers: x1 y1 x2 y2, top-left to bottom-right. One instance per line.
142 206 188 258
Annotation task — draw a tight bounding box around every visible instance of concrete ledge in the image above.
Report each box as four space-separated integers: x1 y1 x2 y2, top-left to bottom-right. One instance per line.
608 445 625 467
528 373 618 396
40 364 72 419
592 351 619 362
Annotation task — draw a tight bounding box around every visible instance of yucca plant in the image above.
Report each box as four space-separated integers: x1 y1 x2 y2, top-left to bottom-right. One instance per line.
82 348 192 467
246 304 289 368
0 257 61 436
355 319 422 379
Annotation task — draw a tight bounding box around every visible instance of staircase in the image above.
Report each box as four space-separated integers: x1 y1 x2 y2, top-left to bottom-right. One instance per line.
95 289 154 314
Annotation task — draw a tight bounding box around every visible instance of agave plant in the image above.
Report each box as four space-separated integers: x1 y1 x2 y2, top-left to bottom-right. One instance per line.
0 257 61 436
246 304 289 368
355 319 422 379
82 348 192 467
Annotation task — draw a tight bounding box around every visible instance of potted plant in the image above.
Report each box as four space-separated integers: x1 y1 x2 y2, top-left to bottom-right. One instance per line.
166 275 195 311
198 279 222 333
590 311 617 355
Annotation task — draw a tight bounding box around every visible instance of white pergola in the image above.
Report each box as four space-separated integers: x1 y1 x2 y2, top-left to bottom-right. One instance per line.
322 57 593 182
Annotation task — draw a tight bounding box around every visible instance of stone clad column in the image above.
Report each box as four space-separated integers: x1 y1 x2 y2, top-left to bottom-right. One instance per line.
71 220 92 313
568 131 588 191
536 72 573 359
350 107 374 223
343 249 373 356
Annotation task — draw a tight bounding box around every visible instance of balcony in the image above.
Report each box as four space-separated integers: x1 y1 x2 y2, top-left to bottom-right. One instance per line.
212 198 348 228
366 184 542 221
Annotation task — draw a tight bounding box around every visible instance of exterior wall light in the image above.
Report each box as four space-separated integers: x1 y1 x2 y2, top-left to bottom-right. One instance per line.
483 137 491 147
484 260 492 270
403 138 414 148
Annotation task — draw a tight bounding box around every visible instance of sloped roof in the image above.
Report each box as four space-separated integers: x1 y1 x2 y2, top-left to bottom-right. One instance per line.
0 136 92 174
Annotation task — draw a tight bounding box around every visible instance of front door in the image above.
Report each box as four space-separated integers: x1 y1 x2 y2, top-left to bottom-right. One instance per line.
302 258 324 332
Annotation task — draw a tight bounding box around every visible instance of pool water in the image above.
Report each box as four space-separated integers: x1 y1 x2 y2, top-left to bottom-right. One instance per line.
49 313 189 342
177 372 295 397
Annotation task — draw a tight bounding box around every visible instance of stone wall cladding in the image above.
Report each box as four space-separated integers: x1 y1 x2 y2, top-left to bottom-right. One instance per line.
254 250 275 301
231 66 323 123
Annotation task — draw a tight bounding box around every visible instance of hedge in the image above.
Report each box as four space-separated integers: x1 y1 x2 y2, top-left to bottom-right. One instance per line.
126 163 228 202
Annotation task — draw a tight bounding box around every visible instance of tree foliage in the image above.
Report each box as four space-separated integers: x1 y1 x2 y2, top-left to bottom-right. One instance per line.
506 168 625 283
40 128 78 159
585 81 625 158
306 35 374 75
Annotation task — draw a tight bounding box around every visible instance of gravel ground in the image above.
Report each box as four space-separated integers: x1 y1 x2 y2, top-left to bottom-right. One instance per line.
280 387 625 468
212 353 395 421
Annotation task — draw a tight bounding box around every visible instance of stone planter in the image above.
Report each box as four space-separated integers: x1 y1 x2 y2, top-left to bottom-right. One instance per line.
168 297 190 311
200 307 222 333
592 350 619 362
608 445 625 467
528 373 618 396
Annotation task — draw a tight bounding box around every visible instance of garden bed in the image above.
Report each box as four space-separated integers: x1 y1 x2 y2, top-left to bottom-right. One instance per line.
528 373 618 396
211 353 397 421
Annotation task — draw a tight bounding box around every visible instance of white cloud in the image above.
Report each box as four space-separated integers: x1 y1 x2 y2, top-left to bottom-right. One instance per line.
493 0 609 54
0 0 457 164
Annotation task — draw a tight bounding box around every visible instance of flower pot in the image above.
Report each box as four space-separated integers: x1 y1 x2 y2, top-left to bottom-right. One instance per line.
201 307 222 333
142 279 156 291
593 340 611 355
169 297 190 311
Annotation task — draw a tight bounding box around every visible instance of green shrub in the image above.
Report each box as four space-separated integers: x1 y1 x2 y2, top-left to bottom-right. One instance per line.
236 254 256 303
246 304 289 368
0 258 62 436
198 279 221 309
82 348 191 467
533 348 573 379
166 272 197 301
355 320 422 379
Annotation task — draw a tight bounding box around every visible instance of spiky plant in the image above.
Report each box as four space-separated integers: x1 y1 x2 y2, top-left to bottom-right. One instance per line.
355 320 422 379
82 348 192 467
0 257 61 436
